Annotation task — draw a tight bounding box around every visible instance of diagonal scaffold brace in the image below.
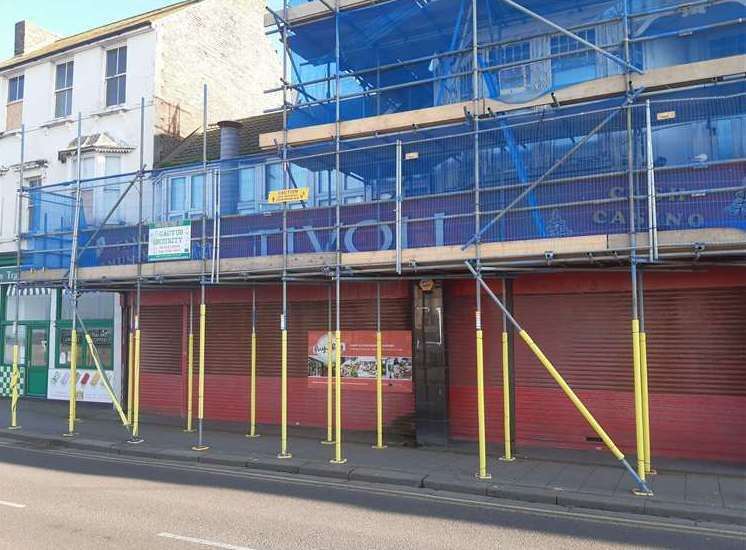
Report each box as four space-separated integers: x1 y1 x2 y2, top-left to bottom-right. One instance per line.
465 261 653 496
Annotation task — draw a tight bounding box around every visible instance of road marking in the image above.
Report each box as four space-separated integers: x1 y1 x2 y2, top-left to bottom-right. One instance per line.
157 532 255 550
4 440 745 541
0 500 26 509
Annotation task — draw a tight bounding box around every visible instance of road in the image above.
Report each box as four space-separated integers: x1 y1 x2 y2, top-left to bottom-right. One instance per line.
0 437 742 550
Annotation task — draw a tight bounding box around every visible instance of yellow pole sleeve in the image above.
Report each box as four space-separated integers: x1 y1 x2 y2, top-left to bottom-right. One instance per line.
127 331 134 425
132 328 141 437
333 330 345 463
10 343 19 428
68 331 78 434
631 320 646 480
501 331 512 461
375 330 384 448
186 332 194 432
198 304 206 421
249 329 257 436
519 330 625 461
280 328 288 456
476 329 490 479
640 330 652 474
326 330 333 443
85 333 128 426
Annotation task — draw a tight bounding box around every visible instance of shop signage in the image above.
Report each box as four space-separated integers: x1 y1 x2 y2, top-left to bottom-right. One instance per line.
268 187 309 204
0 267 18 284
148 221 192 261
307 330 412 393
47 368 116 404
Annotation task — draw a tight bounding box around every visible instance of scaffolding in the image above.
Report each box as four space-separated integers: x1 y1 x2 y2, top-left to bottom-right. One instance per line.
8 0 746 496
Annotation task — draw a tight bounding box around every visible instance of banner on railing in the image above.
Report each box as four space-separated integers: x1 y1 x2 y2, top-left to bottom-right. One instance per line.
148 221 192 261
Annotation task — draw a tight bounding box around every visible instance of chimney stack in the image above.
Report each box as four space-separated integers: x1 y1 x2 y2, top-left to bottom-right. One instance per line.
14 20 59 57
217 121 242 160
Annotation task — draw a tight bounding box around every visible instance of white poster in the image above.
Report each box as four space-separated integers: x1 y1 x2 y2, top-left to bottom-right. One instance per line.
148 222 192 261
47 367 117 403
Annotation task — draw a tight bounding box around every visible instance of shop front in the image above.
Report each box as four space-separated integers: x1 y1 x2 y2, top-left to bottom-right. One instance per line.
0 289 122 404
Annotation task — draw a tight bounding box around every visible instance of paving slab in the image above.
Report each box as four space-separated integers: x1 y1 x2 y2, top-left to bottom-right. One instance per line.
547 463 593 492
719 477 746 510
645 472 686 502
685 473 724 506
580 465 626 495
645 500 745 525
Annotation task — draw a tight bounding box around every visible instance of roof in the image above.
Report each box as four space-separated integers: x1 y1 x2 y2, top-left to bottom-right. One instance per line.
0 0 201 72
158 112 284 168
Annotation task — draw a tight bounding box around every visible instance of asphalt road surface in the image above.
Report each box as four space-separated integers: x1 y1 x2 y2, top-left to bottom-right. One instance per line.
0 437 742 550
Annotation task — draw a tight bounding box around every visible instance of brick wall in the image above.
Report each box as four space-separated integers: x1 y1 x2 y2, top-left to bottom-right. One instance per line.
153 0 282 163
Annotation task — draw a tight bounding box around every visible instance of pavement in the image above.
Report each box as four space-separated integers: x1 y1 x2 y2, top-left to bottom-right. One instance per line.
1 398 744 530
2 438 744 549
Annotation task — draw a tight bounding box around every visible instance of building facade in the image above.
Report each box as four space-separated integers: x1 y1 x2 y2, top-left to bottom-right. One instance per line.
0 0 281 402
18 0 746 463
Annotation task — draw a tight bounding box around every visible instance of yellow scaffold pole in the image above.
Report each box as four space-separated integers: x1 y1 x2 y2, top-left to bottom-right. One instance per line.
129 315 142 442
373 282 386 449
8 124 24 431
9 343 20 430
278 313 291 458
638 271 653 475
321 286 334 445
126 313 134 425
247 287 259 438
500 280 514 462
331 327 345 464
78 315 129 427
64 328 78 437
192 294 209 451
466 262 653 495
475 305 491 480
185 295 195 433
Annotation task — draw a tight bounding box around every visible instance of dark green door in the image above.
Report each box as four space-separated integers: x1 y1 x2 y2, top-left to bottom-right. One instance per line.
26 327 48 397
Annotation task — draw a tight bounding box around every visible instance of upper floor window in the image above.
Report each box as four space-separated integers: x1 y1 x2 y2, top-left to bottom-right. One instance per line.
550 29 597 88
55 62 74 118
105 46 127 107
168 173 206 218
499 41 531 95
7 75 24 103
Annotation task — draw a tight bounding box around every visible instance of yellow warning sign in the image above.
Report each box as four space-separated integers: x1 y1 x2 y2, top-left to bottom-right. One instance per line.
268 187 309 204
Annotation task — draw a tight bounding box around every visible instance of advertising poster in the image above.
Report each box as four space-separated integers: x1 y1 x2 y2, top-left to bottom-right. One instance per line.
148 221 192 261
307 330 412 392
47 368 116 403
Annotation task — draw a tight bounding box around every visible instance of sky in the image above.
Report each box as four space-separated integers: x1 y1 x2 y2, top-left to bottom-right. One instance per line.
0 0 179 61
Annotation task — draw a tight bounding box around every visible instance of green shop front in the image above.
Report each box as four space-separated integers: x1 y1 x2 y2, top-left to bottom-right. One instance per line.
0 289 122 404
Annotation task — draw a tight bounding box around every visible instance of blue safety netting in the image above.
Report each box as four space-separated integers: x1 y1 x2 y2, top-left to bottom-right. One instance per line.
279 0 745 129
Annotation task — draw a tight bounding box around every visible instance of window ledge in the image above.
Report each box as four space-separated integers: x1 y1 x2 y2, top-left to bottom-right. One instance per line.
92 106 128 118
40 117 74 129
0 128 22 139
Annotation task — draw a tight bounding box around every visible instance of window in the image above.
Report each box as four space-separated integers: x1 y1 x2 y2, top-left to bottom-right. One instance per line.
550 29 597 88
238 167 257 203
27 176 42 233
169 177 187 212
4 325 27 365
499 41 531 94
103 156 121 220
55 61 74 118
190 174 205 210
7 75 24 103
105 46 127 107
71 156 96 223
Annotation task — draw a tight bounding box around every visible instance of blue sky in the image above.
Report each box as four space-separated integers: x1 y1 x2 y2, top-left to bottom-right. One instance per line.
0 0 178 61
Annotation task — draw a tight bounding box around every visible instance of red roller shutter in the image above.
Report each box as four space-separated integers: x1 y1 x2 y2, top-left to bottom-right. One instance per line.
139 305 184 417
192 289 415 440
445 279 746 463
